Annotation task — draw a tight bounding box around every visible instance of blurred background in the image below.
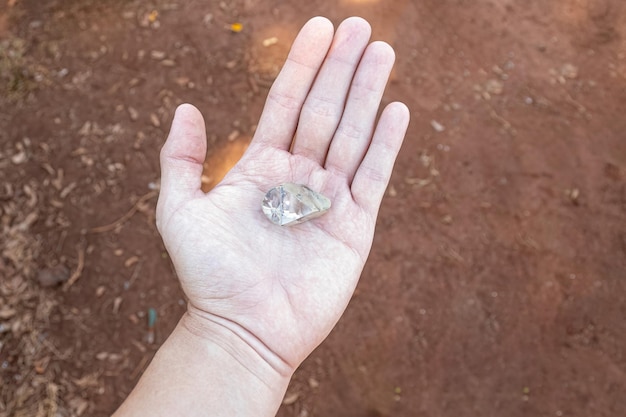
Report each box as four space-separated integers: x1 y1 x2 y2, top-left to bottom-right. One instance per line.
1 0 625 416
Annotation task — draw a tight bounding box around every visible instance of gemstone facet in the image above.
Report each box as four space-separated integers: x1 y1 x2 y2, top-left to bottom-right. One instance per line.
261 183 331 226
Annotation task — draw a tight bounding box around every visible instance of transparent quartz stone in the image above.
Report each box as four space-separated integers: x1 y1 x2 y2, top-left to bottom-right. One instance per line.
261 183 331 226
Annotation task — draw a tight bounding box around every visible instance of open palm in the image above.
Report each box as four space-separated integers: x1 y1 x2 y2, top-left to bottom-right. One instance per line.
156 17 409 375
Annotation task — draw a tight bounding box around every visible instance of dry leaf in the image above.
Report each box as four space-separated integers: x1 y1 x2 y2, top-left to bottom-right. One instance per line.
229 22 243 32
148 10 159 23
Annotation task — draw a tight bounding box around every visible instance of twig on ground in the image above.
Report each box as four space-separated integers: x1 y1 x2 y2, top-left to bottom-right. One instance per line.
129 353 152 381
89 190 158 234
63 246 86 291
40 337 71 360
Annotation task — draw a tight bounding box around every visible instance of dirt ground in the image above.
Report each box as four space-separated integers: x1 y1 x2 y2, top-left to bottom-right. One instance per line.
1 0 625 416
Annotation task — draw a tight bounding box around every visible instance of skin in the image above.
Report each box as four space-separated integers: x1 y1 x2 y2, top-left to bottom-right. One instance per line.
113 16 410 417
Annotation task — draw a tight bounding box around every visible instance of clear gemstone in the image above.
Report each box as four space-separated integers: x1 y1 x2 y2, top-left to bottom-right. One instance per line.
262 183 331 226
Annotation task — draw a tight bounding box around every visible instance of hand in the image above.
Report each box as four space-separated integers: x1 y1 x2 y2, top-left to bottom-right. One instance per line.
156 16 409 377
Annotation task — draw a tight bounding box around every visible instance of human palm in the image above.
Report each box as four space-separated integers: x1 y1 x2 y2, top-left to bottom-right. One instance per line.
156 17 409 373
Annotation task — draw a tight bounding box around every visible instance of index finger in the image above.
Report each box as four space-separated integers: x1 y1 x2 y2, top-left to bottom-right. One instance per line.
251 17 334 151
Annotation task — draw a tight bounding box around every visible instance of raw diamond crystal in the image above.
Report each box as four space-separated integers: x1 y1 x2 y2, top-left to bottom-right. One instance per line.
262 183 331 226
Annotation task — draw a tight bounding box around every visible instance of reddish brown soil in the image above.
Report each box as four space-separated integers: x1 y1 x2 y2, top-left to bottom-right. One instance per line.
1 0 625 416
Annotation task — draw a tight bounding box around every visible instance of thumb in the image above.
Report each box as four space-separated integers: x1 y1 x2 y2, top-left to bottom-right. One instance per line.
157 104 207 225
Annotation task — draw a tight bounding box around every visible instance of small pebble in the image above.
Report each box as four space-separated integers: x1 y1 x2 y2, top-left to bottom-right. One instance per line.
37 265 70 287
560 63 578 79
263 37 278 47
430 120 445 132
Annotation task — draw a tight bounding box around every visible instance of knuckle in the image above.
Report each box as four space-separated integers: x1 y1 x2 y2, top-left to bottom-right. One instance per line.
303 96 339 118
268 90 302 111
336 122 365 140
360 165 388 184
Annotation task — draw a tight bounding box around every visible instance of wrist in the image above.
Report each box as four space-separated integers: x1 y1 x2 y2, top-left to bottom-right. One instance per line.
181 305 296 380
115 310 292 417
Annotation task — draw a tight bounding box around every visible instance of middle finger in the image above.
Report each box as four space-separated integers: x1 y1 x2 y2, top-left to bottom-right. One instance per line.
290 17 371 164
